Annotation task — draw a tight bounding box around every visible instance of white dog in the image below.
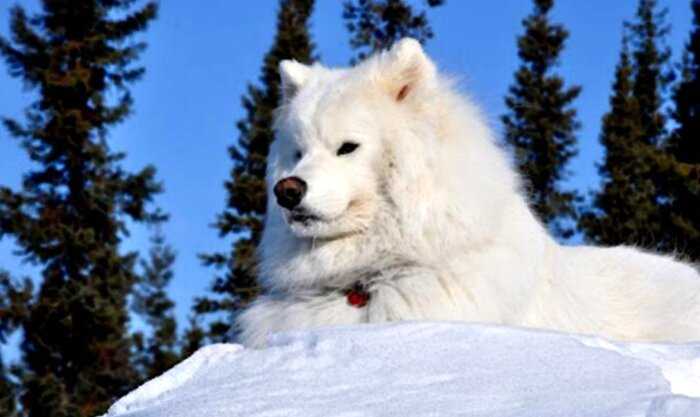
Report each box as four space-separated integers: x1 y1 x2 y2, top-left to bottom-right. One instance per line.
236 38 700 348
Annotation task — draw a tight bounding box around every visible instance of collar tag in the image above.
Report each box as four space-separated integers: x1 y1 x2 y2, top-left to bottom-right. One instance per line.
345 282 370 308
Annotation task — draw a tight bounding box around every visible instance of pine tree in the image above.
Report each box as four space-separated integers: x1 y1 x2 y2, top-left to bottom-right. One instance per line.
579 0 673 248
197 0 315 342
670 2 700 164
0 1 160 416
502 0 581 238
0 357 19 417
343 0 444 62
0 271 31 417
659 0 700 260
0 272 32 342
132 228 179 380
180 317 206 359
579 34 654 244
629 0 671 148
0 359 18 417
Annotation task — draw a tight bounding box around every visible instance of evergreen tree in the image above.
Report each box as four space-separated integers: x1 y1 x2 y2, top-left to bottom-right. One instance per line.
0 358 18 417
628 0 671 148
579 0 673 248
0 271 31 417
579 34 654 244
343 0 444 62
180 317 206 359
0 272 32 342
132 228 179 380
670 1 700 163
502 0 581 238
198 0 315 342
0 1 160 416
660 0 700 260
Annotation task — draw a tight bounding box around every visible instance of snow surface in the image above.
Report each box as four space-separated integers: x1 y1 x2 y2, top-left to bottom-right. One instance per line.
104 322 700 417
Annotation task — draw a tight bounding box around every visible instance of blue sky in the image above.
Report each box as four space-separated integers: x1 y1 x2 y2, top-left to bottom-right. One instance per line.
0 0 694 337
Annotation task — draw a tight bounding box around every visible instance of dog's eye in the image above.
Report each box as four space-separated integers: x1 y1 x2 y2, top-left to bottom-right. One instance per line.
294 150 302 161
337 142 360 156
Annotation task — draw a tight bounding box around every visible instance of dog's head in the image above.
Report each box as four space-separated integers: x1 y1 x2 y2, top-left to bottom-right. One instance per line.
267 38 439 240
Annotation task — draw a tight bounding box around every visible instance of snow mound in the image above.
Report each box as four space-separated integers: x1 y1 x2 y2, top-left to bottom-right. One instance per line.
104 322 700 417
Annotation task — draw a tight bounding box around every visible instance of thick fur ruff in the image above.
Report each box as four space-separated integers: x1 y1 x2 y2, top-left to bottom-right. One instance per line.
237 38 700 348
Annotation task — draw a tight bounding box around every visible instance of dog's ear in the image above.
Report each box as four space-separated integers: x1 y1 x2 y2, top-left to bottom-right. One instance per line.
279 60 310 101
380 38 436 102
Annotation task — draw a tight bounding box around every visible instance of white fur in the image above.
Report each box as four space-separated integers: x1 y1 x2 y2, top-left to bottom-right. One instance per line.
237 38 700 348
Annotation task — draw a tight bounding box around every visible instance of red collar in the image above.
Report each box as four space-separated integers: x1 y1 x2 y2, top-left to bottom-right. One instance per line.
344 282 370 308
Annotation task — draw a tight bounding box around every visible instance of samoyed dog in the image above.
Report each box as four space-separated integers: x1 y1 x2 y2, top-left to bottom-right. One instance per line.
237 38 700 348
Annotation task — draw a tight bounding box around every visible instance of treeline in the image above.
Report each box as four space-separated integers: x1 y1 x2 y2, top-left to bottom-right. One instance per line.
0 0 697 416
504 0 700 256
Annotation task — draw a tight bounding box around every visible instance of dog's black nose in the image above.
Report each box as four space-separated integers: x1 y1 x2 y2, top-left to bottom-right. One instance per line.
273 176 307 209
